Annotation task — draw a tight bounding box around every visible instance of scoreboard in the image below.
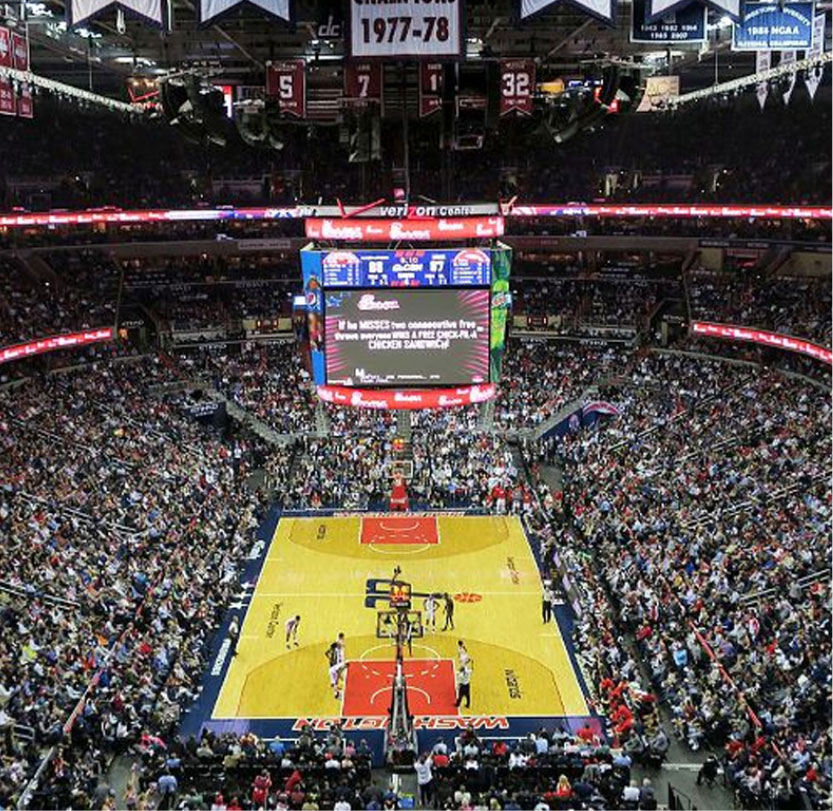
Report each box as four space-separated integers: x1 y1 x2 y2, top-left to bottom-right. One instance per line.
313 248 491 288
301 244 512 394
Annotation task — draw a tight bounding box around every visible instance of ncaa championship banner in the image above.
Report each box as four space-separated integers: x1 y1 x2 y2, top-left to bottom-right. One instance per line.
349 0 463 58
630 0 706 42
732 2 814 50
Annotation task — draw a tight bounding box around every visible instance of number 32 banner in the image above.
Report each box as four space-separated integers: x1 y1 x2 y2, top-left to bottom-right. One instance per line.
500 59 535 116
350 0 462 58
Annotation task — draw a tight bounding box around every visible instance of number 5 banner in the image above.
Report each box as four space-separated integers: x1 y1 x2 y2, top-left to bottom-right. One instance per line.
266 60 306 118
499 59 535 116
349 0 462 58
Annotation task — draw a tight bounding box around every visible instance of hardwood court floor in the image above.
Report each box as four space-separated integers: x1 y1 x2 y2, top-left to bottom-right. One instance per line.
212 514 588 722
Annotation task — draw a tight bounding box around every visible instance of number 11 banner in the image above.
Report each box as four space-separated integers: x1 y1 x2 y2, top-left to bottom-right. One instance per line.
500 59 535 116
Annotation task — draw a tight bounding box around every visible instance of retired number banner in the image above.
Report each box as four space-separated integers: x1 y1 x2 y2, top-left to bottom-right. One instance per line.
499 59 535 116
419 62 444 116
266 60 306 118
344 61 383 104
349 0 462 58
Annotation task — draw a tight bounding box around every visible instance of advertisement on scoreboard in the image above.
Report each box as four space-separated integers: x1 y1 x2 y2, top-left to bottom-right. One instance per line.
304 217 504 241
323 288 490 387
303 248 492 287
349 0 462 58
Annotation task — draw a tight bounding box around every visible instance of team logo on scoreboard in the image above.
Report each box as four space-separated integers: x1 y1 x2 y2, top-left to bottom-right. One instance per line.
451 248 490 276
321 251 361 278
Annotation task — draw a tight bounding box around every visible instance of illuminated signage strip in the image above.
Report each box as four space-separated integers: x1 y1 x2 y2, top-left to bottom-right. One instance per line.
305 217 505 241
0 327 114 365
508 204 833 219
316 383 497 409
0 204 830 229
691 321 832 364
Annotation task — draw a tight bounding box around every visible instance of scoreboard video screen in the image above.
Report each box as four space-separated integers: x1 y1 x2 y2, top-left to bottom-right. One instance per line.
324 288 490 387
301 246 511 390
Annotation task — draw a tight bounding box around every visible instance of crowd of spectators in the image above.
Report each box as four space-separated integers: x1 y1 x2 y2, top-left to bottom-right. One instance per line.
688 269 832 346
417 726 663 810
138 723 377 811
0 355 279 809
494 342 629 431
543 351 831 810
0 252 117 346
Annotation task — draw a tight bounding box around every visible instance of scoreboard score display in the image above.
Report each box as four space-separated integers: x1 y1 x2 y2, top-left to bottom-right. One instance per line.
301 246 511 393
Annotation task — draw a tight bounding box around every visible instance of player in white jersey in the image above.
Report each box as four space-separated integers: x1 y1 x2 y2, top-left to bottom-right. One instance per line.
326 633 347 699
424 594 438 633
285 615 301 649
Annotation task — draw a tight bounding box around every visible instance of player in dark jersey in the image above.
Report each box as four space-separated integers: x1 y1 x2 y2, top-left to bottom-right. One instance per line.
325 632 347 699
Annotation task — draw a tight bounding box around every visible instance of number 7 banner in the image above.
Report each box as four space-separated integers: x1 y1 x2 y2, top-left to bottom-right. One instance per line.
266 60 306 118
344 62 383 106
500 59 535 116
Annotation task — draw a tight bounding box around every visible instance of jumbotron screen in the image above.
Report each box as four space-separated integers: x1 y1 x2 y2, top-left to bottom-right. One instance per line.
324 289 490 387
301 245 512 389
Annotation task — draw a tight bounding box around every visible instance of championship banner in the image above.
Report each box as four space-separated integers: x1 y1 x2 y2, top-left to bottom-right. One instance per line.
630 0 706 42
0 77 15 117
316 384 497 410
349 0 462 58
521 0 614 23
12 31 29 71
804 14 826 100
691 321 833 365
305 216 505 241
647 0 740 24
266 60 306 118
419 62 444 117
756 50 771 109
17 83 33 118
499 59 535 116
199 0 288 24
0 26 11 68
343 61 383 105
68 0 163 27
732 2 814 50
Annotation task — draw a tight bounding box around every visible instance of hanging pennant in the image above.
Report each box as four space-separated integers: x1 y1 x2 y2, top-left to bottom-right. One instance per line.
199 0 288 25
68 0 164 28
755 50 771 109
804 14 826 101
780 50 797 104
521 0 614 25
646 0 740 25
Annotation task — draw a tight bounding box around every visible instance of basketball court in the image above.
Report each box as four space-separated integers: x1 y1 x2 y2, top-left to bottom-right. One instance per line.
209 514 589 727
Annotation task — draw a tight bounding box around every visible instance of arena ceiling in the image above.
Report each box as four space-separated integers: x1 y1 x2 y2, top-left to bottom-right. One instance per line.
14 0 758 96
